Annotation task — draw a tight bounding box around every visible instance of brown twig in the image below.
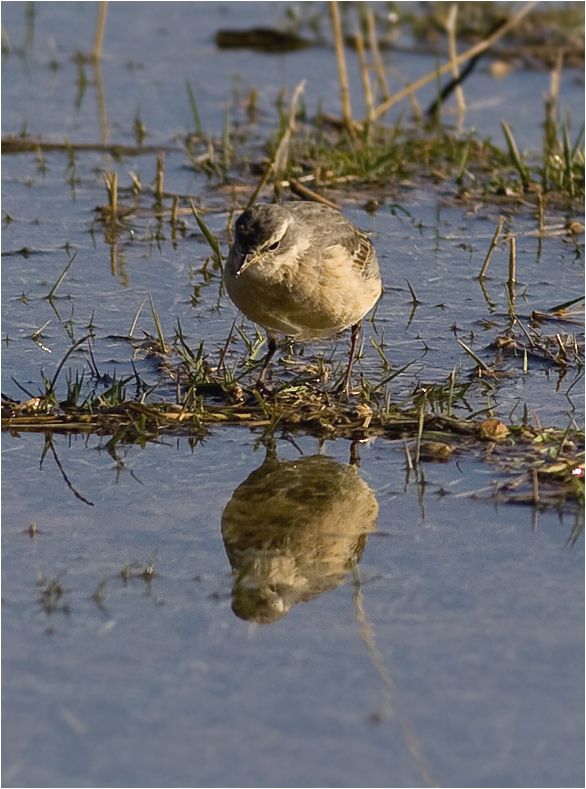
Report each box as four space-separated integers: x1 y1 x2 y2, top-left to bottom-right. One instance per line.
289 179 339 209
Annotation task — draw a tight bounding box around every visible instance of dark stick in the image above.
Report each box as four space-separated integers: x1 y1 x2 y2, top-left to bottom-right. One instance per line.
425 18 509 119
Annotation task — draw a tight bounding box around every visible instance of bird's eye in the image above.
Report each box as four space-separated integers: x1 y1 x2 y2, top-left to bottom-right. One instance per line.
267 240 280 252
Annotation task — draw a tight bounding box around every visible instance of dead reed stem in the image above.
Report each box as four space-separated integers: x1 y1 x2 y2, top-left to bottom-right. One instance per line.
171 195 179 226
354 29 375 125
507 235 517 315
415 392 426 465
155 154 164 202
273 80 306 178
478 215 505 279
365 7 390 99
508 235 517 287
329 1 354 133
92 1 108 62
445 4 466 122
288 179 338 209
537 193 545 234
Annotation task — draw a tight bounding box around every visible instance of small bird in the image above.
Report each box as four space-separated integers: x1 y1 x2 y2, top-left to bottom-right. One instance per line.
224 201 382 391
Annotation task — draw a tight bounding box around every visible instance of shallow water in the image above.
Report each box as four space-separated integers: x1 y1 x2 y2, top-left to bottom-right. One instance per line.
2 431 584 788
2 3 584 787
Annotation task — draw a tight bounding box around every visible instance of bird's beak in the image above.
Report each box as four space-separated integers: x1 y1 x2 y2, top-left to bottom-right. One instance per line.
235 251 259 278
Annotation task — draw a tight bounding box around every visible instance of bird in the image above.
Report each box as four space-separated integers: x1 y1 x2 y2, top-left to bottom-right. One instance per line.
224 201 382 392
221 445 379 623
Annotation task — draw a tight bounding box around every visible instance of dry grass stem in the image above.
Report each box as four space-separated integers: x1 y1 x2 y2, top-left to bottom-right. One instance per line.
365 7 390 99
92 1 108 62
508 235 517 287
415 394 426 465
93 62 109 145
171 195 179 225
445 4 466 122
273 80 306 178
354 28 375 125
156 154 165 202
329 1 354 133
478 215 505 279
103 171 117 216
457 339 491 372
538 193 545 234
289 179 338 209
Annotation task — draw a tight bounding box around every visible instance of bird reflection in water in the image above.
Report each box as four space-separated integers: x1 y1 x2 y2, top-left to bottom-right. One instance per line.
221 444 378 623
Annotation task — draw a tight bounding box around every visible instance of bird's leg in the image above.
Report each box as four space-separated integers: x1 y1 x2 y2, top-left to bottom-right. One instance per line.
349 440 361 467
256 334 278 388
337 321 361 395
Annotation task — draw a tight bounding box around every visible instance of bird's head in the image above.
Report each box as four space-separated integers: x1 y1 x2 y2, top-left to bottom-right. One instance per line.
231 204 290 277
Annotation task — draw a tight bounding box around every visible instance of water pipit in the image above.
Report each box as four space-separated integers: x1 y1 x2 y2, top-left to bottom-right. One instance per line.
225 202 382 391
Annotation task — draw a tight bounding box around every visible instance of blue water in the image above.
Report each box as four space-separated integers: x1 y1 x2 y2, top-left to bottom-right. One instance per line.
2 431 583 787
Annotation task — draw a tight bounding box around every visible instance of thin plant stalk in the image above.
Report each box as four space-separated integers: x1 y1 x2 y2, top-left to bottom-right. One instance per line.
92 0 108 62
329 1 354 133
501 121 529 188
507 235 517 316
47 334 92 397
186 81 203 137
246 162 274 210
457 339 491 372
354 28 375 126
365 7 389 99
155 154 165 202
288 179 338 209
478 215 505 279
247 79 305 208
272 79 306 178
415 392 426 466
190 200 223 272
148 292 167 354
129 297 147 338
508 235 517 288
103 171 117 216
47 252 77 301
537 193 544 234
93 61 109 145
171 195 179 227
445 4 466 124
447 366 456 417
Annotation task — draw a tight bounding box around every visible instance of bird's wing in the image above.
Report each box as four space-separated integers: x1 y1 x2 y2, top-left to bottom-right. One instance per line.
346 229 377 277
288 202 380 280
